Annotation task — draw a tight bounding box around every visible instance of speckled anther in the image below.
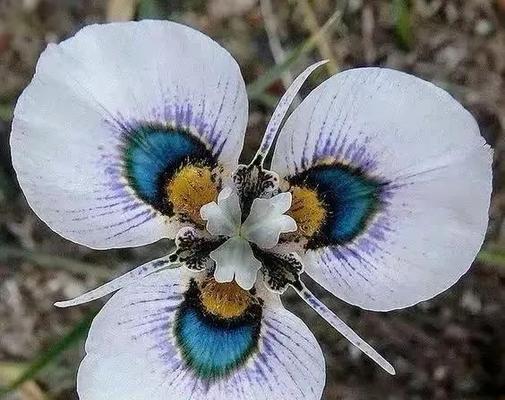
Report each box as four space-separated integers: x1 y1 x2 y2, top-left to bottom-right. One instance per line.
200 279 255 319
166 165 219 224
288 186 327 237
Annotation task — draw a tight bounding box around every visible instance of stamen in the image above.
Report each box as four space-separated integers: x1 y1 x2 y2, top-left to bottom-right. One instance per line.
252 60 329 165
54 255 178 308
166 164 219 224
294 283 396 375
288 186 327 237
199 279 256 319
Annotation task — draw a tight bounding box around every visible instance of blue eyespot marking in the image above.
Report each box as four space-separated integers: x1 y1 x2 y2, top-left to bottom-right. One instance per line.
291 163 384 248
174 281 262 380
123 125 215 214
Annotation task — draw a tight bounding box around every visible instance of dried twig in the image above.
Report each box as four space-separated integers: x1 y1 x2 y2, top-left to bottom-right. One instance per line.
106 0 137 22
297 0 340 74
260 0 299 105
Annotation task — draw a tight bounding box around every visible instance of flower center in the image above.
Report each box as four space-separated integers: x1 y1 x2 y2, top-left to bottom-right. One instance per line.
200 185 297 290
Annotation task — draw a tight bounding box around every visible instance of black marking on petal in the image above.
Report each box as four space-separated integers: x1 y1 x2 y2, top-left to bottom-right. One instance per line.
151 259 170 268
232 163 279 220
173 228 225 271
252 246 303 293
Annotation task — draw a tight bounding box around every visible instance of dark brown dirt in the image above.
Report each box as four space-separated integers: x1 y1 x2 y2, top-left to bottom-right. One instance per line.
1 1 504 399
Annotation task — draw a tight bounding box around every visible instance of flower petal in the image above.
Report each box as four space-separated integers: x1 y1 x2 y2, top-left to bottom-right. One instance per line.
11 21 248 249
252 60 328 163
242 192 297 249
78 270 325 400
54 255 176 308
200 187 241 237
271 68 492 311
296 284 395 375
210 237 262 290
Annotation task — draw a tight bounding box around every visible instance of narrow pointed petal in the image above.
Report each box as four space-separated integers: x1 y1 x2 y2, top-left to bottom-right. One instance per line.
272 68 492 311
253 60 328 163
78 270 325 400
11 21 248 249
295 284 395 375
54 256 175 308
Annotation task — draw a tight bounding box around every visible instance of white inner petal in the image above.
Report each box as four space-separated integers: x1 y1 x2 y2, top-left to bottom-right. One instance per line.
210 237 262 290
200 187 241 237
201 188 298 289
241 192 297 249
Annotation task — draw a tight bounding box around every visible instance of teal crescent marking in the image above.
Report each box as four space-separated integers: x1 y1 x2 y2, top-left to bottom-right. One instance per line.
123 125 215 215
291 163 383 247
174 281 262 381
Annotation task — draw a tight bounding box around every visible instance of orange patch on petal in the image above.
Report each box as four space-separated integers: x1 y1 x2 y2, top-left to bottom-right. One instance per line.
199 279 255 319
288 185 326 237
166 165 218 224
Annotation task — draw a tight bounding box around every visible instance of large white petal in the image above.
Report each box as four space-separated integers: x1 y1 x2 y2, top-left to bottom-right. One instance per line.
271 68 492 311
78 270 325 400
11 21 248 249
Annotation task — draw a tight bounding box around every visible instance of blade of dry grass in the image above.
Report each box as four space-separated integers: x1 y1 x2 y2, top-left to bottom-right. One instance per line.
247 6 344 101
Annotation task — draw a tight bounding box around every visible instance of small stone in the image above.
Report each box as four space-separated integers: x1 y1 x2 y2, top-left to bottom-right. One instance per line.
433 365 448 381
474 19 494 36
460 291 482 314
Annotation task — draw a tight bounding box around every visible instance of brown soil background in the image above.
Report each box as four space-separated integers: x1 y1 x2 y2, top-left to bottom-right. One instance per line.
1 1 505 399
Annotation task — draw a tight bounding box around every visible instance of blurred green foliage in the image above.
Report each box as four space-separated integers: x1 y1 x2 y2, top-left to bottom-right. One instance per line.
392 0 413 50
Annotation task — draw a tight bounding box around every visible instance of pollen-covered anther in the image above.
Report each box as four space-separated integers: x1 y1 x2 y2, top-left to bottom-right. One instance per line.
166 165 218 224
199 279 255 319
288 185 326 237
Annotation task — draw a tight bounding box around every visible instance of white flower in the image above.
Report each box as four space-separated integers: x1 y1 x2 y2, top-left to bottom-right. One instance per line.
10 20 492 400
200 187 296 289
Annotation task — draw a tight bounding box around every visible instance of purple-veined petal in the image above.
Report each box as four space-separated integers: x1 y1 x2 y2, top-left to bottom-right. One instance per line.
77 269 325 400
271 68 492 311
11 21 248 249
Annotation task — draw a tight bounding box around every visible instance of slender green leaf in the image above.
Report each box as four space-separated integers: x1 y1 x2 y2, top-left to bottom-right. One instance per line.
137 0 167 19
392 0 413 50
0 311 96 398
247 8 342 101
477 248 505 268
